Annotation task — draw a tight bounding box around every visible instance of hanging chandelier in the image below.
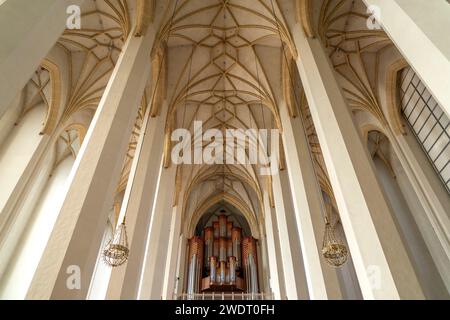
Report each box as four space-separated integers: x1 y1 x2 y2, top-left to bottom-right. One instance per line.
266 0 350 269
103 222 129 267
321 213 348 267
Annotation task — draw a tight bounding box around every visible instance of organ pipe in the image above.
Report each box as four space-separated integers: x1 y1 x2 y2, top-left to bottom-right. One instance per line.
185 213 258 294
219 237 227 262
227 221 233 238
213 221 219 238
229 256 236 285
232 227 242 269
227 239 233 258
210 256 217 283
186 236 203 297
242 237 259 294
219 215 227 238
204 227 213 269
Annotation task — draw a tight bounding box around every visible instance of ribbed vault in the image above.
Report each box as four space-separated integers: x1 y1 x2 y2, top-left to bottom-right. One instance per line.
156 0 294 229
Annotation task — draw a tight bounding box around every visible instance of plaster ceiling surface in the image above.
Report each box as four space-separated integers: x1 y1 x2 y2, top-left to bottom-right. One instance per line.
157 0 295 231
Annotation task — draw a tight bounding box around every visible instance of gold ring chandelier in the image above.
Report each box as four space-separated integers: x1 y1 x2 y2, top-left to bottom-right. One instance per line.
267 0 348 268
103 221 129 267
321 206 348 267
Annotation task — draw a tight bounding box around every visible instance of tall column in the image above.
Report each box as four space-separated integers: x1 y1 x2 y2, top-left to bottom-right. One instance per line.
106 105 168 300
280 100 342 299
292 23 424 299
271 171 309 299
161 204 183 300
257 233 271 297
174 236 188 298
390 131 450 291
26 24 156 300
262 191 282 300
0 0 83 117
138 165 177 300
363 0 450 117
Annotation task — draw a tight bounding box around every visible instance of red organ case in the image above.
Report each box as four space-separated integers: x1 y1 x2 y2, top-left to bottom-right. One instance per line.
186 213 259 294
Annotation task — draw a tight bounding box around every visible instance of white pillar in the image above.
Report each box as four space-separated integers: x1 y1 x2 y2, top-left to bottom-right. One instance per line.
161 204 183 300
363 0 450 117
0 0 83 117
279 100 340 299
106 106 168 299
390 131 450 291
26 25 156 300
0 133 53 279
174 235 188 298
292 23 424 299
138 165 177 300
257 233 271 296
271 171 308 299
262 191 282 300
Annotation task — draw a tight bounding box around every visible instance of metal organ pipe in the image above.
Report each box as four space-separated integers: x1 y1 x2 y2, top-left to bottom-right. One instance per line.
210 256 217 284
186 213 259 295
204 227 213 269
187 236 203 297
220 261 226 284
227 221 233 238
242 237 259 294
219 215 227 238
227 239 233 258
229 256 236 285
213 221 219 239
213 239 219 258
219 237 227 262
232 227 242 269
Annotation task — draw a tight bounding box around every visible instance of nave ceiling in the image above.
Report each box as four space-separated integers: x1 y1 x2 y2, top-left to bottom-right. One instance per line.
156 0 296 231
22 0 407 232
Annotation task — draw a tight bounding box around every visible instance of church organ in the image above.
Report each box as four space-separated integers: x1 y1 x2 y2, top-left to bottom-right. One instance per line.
186 213 259 295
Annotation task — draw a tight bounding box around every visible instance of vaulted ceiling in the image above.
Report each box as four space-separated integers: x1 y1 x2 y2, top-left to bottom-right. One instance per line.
31 0 401 232
157 0 296 233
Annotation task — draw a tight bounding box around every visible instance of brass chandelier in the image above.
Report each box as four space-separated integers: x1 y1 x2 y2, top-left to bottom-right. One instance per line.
321 204 348 267
103 220 129 267
268 0 349 268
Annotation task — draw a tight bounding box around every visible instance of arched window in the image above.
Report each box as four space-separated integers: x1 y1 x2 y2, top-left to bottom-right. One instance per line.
0 67 51 213
0 128 82 299
399 67 450 193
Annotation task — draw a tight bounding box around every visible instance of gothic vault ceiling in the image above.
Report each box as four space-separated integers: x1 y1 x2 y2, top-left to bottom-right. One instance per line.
155 0 297 232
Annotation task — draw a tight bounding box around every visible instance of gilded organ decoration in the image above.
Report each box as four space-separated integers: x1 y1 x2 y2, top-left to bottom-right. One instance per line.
186 210 258 295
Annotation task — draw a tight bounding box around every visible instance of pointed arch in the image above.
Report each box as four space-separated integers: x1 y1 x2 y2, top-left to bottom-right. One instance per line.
186 192 260 239
40 59 62 135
